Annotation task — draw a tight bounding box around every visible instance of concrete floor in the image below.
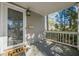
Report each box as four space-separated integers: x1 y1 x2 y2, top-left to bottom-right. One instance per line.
18 39 79 56
26 45 45 56
24 39 79 56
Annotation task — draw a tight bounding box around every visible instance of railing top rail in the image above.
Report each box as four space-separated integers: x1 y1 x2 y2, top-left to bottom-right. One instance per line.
44 31 79 34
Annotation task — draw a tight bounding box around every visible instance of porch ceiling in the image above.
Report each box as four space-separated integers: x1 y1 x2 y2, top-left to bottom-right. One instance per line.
14 2 75 16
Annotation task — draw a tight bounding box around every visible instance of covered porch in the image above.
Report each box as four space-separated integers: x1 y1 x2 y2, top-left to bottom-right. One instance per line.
0 2 79 56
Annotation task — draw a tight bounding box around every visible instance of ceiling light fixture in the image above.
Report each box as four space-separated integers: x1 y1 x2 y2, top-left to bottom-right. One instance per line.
26 8 31 16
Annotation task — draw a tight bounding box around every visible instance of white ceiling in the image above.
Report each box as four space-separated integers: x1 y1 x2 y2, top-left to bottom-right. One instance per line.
14 2 74 16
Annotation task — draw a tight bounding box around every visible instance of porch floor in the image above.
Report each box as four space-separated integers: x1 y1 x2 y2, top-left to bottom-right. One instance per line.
25 39 79 56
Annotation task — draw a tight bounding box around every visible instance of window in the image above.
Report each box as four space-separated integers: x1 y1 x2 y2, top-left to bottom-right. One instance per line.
8 8 23 46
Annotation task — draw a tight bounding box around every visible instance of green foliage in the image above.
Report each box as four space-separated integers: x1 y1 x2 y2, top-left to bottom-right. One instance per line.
66 7 78 31
48 5 78 32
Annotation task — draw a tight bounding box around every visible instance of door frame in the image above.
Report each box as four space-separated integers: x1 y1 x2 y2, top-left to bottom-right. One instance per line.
1 2 27 51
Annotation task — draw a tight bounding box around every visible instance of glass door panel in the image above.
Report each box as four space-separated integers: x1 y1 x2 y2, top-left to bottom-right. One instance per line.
8 8 23 46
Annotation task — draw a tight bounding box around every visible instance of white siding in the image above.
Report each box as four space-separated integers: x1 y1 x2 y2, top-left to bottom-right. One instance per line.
27 11 45 43
0 2 4 53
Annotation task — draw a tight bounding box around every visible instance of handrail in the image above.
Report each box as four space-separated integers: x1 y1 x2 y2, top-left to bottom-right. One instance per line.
44 31 78 34
44 31 78 48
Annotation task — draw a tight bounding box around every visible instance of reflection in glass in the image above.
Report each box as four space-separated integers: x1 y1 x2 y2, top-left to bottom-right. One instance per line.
8 8 23 46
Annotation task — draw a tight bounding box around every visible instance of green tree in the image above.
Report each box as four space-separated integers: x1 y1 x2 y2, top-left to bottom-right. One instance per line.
66 7 78 31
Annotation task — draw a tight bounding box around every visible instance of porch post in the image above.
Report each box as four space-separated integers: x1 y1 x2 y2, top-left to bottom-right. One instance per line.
45 16 48 31
77 3 79 50
44 16 48 39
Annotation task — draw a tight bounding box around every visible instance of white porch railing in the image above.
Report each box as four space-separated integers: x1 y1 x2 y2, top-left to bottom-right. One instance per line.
44 31 79 48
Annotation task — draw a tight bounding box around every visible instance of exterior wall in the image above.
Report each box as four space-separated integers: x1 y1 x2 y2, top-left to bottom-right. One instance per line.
0 3 7 53
0 2 1 52
0 3 1 36
0 2 3 36
0 3 2 52
0 3 45 53
27 11 45 43
0 3 4 53
0 3 27 53
0 3 7 36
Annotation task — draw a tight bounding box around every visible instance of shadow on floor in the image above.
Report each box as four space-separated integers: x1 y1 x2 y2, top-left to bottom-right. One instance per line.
32 39 79 56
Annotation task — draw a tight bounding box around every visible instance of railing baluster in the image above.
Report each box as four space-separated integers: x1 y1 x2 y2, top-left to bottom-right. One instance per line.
54 33 57 40
58 33 59 41
45 31 78 48
69 34 71 44
63 34 64 43
58 33 60 41
54 33 55 40
73 34 74 45
59 33 60 42
65 34 67 43
52 33 53 40
60 33 61 42
61 33 62 42
50 33 51 39
50 33 52 39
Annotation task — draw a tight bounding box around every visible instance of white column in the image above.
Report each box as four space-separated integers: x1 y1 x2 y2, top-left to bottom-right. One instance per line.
77 3 79 50
44 16 48 31
44 16 48 40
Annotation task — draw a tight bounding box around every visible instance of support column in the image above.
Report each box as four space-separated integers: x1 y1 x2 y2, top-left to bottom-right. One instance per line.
77 3 79 50
44 16 48 39
45 16 48 31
